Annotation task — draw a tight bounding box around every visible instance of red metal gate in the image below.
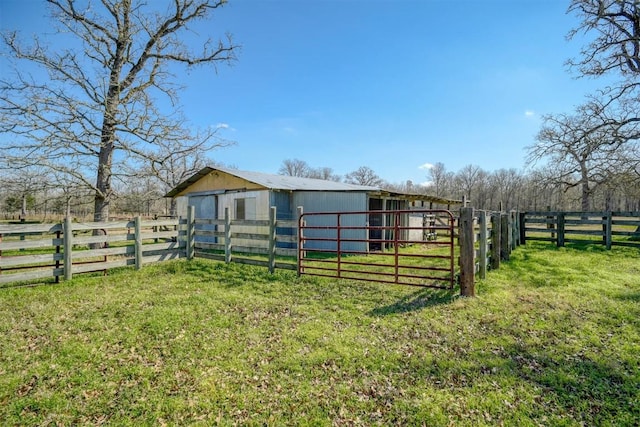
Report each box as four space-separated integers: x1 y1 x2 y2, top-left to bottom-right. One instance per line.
298 209 455 289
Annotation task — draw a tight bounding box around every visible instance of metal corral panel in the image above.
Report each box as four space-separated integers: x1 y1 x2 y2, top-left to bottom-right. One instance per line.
294 191 369 252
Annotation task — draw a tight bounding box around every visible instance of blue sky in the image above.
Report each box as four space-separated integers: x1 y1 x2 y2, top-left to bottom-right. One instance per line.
1 0 605 185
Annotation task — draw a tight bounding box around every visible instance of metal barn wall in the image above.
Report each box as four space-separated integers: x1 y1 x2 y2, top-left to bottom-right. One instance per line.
188 193 218 245
293 191 368 252
217 190 271 249
271 190 295 249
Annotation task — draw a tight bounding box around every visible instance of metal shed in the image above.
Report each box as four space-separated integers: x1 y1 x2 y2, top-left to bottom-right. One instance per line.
165 167 461 252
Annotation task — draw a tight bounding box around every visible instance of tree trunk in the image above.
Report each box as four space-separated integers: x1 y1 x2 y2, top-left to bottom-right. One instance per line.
93 129 115 222
93 33 125 223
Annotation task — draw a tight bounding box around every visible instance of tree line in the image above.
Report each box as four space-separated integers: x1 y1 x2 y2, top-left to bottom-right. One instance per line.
1 1 639 219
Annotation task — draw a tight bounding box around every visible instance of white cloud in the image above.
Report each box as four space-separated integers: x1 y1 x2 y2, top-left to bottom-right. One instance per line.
524 110 535 117
418 162 435 170
216 123 230 129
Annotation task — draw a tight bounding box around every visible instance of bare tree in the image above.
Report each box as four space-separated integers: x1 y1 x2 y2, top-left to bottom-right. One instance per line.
127 128 234 216
0 0 238 221
527 101 633 211
489 169 524 211
568 0 640 77
278 159 311 177
344 166 384 187
307 166 341 182
427 162 453 198
278 159 342 181
454 164 482 203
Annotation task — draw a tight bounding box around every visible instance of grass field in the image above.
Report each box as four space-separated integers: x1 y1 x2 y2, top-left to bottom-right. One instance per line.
1 241 638 426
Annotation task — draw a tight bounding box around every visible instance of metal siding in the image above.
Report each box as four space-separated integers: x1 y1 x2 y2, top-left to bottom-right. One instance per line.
271 191 295 249
188 194 217 245
294 191 368 252
218 190 271 249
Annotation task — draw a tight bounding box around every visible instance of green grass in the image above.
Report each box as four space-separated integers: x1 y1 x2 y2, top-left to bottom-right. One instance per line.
0 242 638 426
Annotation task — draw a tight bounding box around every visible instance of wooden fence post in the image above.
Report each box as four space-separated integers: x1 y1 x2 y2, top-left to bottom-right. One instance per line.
134 216 143 270
512 211 519 248
557 212 565 247
478 210 487 280
224 207 231 263
500 213 510 261
547 206 555 241
186 205 195 260
491 212 501 270
459 207 475 297
519 212 526 245
268 206 276 273
604 212 612 250
63 216 73 281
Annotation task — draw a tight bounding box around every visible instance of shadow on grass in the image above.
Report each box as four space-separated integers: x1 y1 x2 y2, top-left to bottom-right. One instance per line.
504 344 639 424
368 287 456 316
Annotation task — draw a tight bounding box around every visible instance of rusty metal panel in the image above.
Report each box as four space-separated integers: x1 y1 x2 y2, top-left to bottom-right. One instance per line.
298 209 455 289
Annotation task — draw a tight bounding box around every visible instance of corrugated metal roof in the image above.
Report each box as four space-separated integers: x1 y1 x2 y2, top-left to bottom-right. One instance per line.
165 166 463 205
219 167 381 191
165 166 380 197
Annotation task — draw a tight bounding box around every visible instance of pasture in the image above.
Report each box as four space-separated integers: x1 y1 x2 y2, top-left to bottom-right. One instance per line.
1 242 638 426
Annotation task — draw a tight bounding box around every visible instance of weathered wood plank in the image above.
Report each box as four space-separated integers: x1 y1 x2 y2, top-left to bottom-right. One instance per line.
0 269 57 284
230 232 269 241
230 219 270 227
71 258 132 274
141 242 182 252
275 248 297 257
612 219 640 226
0 238 63 251
141 251 182 263
0 253 63 268
194 218 225 226
71 233 131 245
231 245 269 255
70 221 134 231
71 246 133 259
0 223 62 235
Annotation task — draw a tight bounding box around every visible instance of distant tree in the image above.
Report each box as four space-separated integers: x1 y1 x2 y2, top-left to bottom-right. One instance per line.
454 164 482 204
344 166 384 187
278 159 311 177
489 169 524 211
307 166 342 182
0 169 48 219
0 0 238 222
427 162 453 198
278 159 341 181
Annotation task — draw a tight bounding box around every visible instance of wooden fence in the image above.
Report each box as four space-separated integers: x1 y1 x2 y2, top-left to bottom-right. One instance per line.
458 208 522 297
5 207 635 294
523 211 640 249
189 206 299 272
0 217 182 285
0 206 301 286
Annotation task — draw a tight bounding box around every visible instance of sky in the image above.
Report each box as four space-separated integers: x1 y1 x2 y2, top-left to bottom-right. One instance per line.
0 0 608 186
